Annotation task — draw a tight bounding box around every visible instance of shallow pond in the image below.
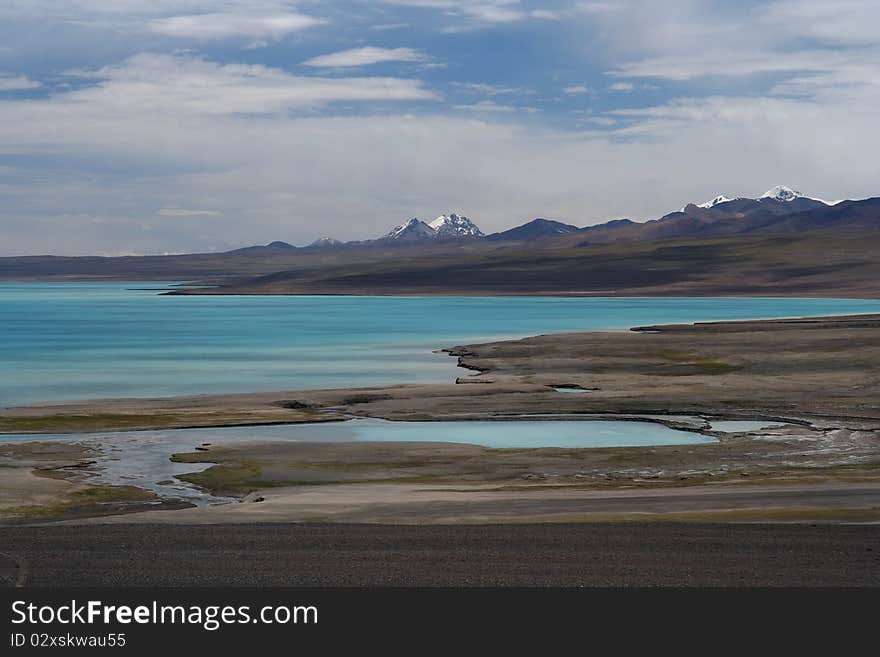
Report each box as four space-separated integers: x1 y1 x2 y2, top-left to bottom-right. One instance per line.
1 418 716 504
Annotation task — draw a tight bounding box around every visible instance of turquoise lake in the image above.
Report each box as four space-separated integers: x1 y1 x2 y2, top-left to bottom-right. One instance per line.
3 281 880 407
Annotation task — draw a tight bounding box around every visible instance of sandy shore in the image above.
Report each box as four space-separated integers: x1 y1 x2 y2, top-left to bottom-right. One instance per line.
71 480 880 525
1 313 878 525
0 442 91 510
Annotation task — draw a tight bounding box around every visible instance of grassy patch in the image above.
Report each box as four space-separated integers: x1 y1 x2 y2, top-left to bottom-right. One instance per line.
170 448 498 495
0 413 185 432
2 485 157 519
172 457 471 495
0 411 316 434
170 451 217 464
654 350 739 375
175 463 264 496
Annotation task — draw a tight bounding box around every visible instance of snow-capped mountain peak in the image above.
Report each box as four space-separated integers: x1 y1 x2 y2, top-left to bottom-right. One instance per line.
697 195 735 209
760 185 832 205
308 237 342 248
429 213 484 238
384 217 436 241
760 185 804 202
379 213 484 242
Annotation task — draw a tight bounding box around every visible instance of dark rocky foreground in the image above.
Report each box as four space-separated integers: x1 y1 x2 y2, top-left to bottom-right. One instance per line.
2 523 878 587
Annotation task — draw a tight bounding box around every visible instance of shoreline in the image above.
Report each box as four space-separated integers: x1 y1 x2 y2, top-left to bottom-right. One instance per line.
4 275 880 299
4 311 880 434
167 289 880 299
1 312 878 525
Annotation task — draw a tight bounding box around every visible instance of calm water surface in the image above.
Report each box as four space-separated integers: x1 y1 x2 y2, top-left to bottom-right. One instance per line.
3 281 880 406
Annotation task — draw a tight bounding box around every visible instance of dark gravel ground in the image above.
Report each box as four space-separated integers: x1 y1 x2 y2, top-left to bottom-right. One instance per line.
1 522 878 587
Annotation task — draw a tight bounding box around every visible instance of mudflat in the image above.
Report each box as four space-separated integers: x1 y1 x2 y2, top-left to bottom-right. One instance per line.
0 442 185 523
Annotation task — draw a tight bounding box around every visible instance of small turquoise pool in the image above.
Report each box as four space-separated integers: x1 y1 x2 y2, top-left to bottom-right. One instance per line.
0 418 716 450
0 419 716 503
267 418 715 449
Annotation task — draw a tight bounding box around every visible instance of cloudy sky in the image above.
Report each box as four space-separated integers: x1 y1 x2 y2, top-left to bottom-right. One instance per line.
1 1 878 255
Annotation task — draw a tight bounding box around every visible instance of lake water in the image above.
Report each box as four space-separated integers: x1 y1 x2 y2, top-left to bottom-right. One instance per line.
3 281 880 407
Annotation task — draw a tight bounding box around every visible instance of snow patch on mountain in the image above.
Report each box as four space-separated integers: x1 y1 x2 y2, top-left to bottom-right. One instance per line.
760 185 830 204
429 213 484 237
308 237 342 248
383 218 437 241
697 195 735 209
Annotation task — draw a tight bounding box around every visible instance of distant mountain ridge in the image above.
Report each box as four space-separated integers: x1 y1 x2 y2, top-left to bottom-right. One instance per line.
3 185 879 296
429 213 484 238
229 240 296 254
382 213 484 243
308 237 343 248
231 185 875 253
487 218 580 241
576 186 875 246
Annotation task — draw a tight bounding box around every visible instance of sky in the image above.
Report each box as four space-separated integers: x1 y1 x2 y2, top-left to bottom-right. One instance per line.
1 0 879 255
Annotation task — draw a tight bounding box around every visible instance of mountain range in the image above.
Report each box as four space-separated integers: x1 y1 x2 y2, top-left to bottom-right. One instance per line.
238 186 876 253
377 213 484 243
2 184 878 298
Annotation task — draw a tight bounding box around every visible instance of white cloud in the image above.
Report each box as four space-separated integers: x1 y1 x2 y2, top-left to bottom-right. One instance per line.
0 1 311 18
0 2 326 45
303 47 429 68
0 0 320 24
62 53 436 115
581 0 880 143
452 100 516 112
758 0 880 46
2 1 880 255
462 4 524 23
381 0 555 28
158 208 221 216
370 23 410 31
530 9 560 20
450 82 524 95
0 75 41 91
576 2 619 13
2 84 879 254
610 96 793 122
607 81 634 91
563 84 592 94
586 0 880 93
149 12 324 40
608 48 877 81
